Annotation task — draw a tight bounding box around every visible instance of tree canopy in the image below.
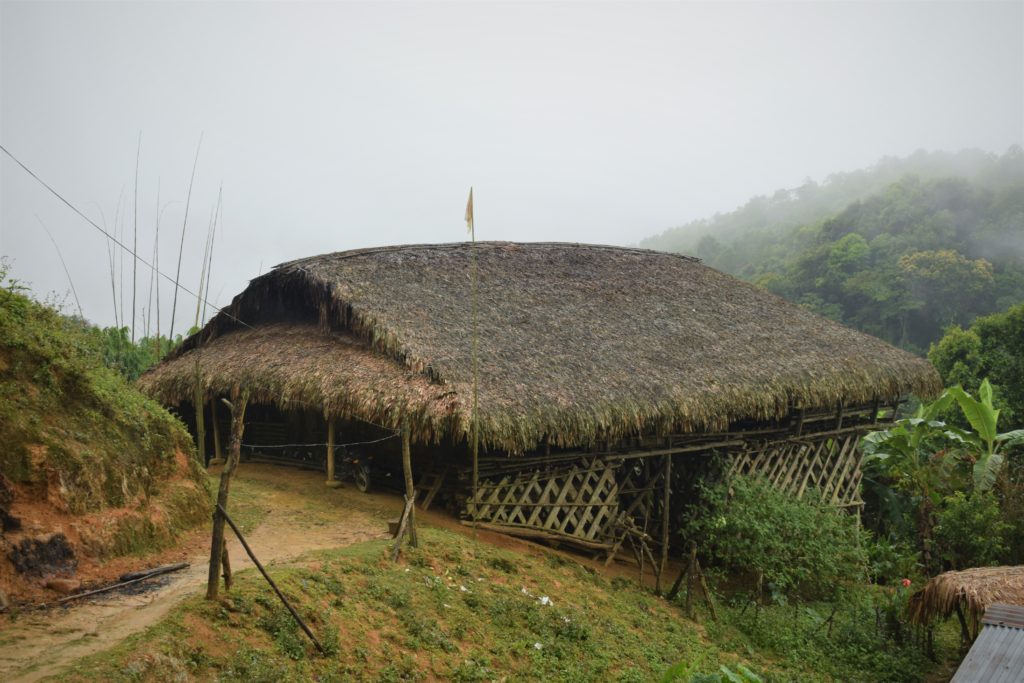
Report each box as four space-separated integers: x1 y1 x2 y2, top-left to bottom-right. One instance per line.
642 148 1024 355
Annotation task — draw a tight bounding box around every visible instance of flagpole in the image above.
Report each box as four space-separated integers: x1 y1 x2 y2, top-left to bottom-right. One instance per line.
467 188 480 542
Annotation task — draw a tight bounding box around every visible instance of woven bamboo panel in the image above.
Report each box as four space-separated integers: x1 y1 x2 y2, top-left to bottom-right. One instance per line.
726 433 864 508
466 458 621 546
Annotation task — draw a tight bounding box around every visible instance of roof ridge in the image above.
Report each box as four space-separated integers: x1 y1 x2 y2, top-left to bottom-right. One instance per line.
274 241 700 271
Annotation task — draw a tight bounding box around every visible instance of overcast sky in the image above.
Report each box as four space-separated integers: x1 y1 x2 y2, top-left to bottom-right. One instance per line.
1 1 1021 332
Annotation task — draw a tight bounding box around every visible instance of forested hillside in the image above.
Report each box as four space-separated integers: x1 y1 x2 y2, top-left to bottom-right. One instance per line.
641 148 1024 354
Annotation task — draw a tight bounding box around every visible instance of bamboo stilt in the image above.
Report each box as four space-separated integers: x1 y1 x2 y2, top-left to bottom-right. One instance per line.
657 454 671 594
325 418 341 488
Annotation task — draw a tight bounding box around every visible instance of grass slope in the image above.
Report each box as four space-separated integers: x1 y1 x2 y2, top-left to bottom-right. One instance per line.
59 527 958 683
0 276 208 559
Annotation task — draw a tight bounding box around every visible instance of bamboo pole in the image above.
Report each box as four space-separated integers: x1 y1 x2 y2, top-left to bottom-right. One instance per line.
131 131 140 343
401 420 417 547
657 454 671 595
206 385 247 600
325 418 341 488
194 383 206 465
169 134 202 341
210 397 224 465
685 541 697 617
153 181 161 360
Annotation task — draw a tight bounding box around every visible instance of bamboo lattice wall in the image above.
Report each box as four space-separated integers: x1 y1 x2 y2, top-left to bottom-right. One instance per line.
466 458 621 549
725 432 864 508
464 402 885 552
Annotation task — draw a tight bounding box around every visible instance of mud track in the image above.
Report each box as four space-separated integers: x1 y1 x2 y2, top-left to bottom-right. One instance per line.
0 465 398 683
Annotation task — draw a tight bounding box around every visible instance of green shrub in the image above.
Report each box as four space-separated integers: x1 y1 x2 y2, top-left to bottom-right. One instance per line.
933 491 1010 569
683 476 868 600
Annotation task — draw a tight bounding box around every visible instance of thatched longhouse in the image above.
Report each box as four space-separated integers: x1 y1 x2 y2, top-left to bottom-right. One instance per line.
140 242 940 557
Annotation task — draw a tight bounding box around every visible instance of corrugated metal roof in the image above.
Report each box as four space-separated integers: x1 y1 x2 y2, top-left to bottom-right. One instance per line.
951 603 1024 683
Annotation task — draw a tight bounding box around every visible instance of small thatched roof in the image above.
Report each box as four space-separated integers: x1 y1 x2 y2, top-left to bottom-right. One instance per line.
909 566 1024 628
139 323 460 444
140 242 941 451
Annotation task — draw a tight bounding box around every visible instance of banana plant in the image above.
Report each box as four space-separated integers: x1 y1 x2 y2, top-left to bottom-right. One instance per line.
861 380 1024 569
945 379 1024 491
861 394 965 569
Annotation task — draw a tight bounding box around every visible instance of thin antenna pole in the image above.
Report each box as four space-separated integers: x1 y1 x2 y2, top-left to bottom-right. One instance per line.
131 130 141 343
170 133 203 341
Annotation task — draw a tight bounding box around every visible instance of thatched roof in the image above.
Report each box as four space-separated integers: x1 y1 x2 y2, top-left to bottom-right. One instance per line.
139 242 941 451
140 323 460 445
909 566 1024 628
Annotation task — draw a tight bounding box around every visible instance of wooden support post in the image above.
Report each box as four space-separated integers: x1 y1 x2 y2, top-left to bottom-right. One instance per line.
696 557 718 621
401 420 417 547
325 418 341 488
206 385 247 600
210 397 224 465
390 494 417 562
194 386 207 465
221 538 232 590
685 541 697 617
665 562 687 601
834 400 845 430
954 603 971 646
657 454 671 595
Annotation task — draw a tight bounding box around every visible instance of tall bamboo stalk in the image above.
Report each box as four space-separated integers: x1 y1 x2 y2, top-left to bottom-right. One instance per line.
202 186 223 325
191 195 219 466
153 181 162 359
37 216 84 320
169 133 203 341
193 206 215 327
117 191 125 334
131 131 141 343
145 195 158 342
466 188 480 539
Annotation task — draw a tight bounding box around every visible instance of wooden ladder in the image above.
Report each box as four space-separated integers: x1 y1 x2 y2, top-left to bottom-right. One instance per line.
414 465 448 511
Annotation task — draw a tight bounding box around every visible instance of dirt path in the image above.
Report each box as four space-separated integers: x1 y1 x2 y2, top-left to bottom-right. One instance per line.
0 465 398 683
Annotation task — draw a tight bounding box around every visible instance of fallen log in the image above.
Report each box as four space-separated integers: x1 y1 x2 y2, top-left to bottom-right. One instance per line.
118 562 191 583
25 562 190 610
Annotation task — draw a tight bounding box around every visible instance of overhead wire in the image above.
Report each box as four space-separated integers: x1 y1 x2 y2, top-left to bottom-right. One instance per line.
3 143 403 441
0 142 253 331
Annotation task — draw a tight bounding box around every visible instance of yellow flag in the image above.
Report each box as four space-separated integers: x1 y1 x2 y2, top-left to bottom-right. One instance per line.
465 187 474 235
